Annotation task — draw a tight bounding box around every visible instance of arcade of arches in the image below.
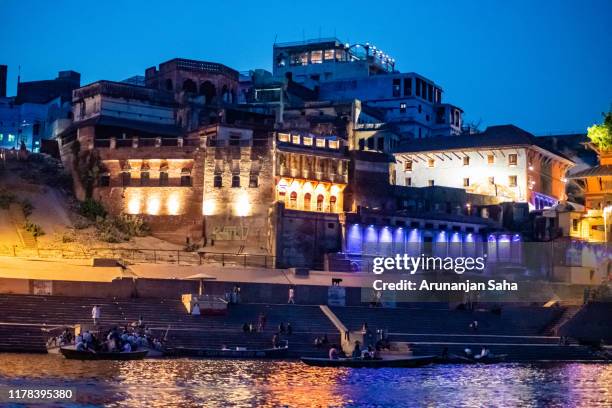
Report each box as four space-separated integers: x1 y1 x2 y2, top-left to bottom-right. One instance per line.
276 178 345 213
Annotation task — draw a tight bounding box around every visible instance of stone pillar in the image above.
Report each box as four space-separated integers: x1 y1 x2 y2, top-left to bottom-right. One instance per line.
178 137 184 147
110 137 116 149
155 137 162 148
132 136 138 148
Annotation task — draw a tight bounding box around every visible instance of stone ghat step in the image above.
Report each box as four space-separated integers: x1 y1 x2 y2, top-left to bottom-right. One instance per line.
0 296 336 333
0 325 47 353
390 334 560 345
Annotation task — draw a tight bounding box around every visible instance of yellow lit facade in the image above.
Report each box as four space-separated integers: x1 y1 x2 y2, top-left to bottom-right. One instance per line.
122 187 189 216
276 177 345 213
566 148 612 242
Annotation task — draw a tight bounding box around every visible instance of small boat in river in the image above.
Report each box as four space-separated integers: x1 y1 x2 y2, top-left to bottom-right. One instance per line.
164 343 289 359
435 353 508 365
300 355 435 368
59 345 148 360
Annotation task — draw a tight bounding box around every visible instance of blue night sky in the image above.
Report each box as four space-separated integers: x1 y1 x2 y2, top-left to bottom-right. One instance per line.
1 0 610 135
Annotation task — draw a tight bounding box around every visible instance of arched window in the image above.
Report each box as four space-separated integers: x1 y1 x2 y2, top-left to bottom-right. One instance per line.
231 175 240 188
213 175 222 188
121 171 131 187
165 79 173 91
140 171 150 186
182 79 197 93
221 85 229 103
200 81 216 104
289 191 297 209
329 195 337 212
316 194 324 211
159 171 169 186
304 193 311 211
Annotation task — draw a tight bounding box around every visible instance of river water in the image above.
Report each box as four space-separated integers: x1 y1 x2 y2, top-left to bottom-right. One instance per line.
0 354 610 407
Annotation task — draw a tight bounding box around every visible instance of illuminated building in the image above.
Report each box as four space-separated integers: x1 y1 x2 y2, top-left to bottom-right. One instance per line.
272 38 463 139
393 125 574 210
0 67 78 151
565 145 612 242
274 131 348 213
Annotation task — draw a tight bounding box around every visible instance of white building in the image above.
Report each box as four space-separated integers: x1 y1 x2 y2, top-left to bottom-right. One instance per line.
272 38 463 141
393 125 575 210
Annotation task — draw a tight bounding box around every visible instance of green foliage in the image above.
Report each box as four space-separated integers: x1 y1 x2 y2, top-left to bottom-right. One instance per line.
79 199 107 220
95 214 151 243
587 110 612 151
21 199 34 218
23 221 45 237
0 189 17 210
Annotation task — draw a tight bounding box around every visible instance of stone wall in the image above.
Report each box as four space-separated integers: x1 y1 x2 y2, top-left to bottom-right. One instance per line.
273 203 342 268
202 138 275 252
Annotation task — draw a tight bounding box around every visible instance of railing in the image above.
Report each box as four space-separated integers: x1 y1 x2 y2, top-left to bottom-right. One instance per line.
0 246 276 268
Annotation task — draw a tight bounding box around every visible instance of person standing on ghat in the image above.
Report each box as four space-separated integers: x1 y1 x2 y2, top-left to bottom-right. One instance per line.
91 305 101 325
288 286 295 304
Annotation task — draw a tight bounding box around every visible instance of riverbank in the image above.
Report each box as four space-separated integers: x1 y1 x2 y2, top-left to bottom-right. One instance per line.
0 294 610 362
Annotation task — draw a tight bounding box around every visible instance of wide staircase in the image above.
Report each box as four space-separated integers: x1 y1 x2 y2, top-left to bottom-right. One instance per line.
0 295 338 357
0 324 46 353
329 305 599 361
331 305 563 336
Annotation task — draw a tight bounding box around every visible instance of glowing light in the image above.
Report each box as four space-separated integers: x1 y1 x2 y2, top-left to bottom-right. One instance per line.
529 165 534 171
330 185 341 195
146 196 161 215
167 193 180 215
127 195 141 214
303 181 314 192
235 194 251 217
203 199 216 216
277 179 288 193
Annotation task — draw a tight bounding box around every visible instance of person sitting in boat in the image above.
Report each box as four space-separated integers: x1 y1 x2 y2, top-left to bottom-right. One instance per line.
153 338 163 351
352 341 362 358
478 347 490 359
362 347 372 360
464 348 473 357
314 336 323 348
272 333 279 349
192 303 201 316
82 330 93 346
76 340 87 352
329 346 339 360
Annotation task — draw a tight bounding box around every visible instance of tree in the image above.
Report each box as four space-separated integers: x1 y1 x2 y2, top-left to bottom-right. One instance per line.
587 110 612 151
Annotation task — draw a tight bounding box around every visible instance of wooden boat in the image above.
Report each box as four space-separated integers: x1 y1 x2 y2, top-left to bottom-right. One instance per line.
435 353 508 365
164 344 289 359
300 355 435 368
59 345 148 360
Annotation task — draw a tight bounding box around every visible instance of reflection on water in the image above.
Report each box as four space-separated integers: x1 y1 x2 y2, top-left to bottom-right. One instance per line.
0 354 610 407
